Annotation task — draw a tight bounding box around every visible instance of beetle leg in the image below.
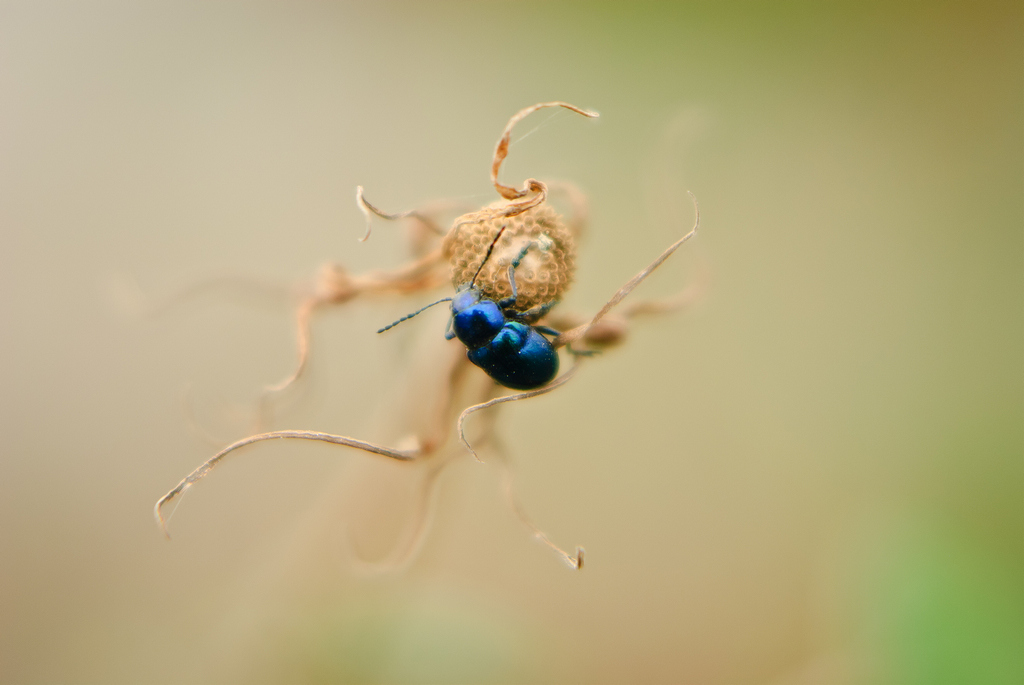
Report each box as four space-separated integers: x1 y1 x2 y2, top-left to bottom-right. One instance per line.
533 324 561 338
498 237 554 310
513 301 557 324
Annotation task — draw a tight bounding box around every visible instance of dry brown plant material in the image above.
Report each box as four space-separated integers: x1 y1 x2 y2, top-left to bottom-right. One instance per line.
155 102 700 570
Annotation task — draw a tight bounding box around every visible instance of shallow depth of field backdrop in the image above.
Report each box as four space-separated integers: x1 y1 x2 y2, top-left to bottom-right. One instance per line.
1 2 1021 684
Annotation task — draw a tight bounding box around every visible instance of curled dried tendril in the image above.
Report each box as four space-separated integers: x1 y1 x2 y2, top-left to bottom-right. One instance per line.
154 430 418 538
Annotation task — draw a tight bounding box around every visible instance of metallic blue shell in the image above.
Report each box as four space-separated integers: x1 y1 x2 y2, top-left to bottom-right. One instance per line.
466 322 559 390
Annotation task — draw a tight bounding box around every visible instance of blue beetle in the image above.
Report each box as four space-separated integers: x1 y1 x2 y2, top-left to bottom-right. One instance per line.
446 284 559 391
379 235 562 390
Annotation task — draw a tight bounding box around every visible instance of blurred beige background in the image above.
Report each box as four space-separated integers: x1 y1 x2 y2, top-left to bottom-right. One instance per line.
1 2 1021 684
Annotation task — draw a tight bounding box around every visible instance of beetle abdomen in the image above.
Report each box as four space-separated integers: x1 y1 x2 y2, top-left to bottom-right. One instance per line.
467 322 559 390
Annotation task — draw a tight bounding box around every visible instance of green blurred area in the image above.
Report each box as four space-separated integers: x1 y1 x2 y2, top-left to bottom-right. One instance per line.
0 1 1020 683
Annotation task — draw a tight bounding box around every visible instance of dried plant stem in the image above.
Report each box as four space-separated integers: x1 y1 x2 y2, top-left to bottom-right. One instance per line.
256 247 448 420
457 361 582 463
342 459 450 576
492 102 599 200
553 191 700 350
357 185 450 242
154 102 703 574
154 430 418 538
491 434 584 570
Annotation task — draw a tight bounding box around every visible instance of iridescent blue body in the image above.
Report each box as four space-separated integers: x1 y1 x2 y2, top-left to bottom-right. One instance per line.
447 287 559 390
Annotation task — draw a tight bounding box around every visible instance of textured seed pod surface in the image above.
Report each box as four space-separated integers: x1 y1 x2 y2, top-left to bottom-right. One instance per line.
443 201 575 316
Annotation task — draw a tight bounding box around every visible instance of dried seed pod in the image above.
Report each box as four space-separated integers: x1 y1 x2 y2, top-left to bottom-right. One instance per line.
443 200 575 314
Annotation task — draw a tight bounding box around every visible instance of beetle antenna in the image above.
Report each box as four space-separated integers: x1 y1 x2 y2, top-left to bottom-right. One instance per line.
377 297 453 334
470 223 508 288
